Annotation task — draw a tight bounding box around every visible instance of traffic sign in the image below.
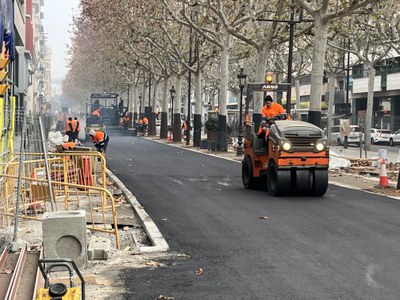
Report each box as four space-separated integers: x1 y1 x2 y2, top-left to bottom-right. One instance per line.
90 93 119 98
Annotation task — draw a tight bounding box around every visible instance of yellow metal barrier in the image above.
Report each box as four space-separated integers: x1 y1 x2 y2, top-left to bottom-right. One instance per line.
0 151 120 249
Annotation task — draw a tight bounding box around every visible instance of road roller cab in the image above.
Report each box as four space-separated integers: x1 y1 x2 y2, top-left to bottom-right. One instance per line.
241 83 329 196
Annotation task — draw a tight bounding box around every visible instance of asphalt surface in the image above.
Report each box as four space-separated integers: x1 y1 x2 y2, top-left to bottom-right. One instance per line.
106 132 400 300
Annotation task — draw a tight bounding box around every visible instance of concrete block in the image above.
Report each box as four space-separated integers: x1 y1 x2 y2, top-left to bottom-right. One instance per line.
42 210 87 269
87 236 111 260
11 240 27 252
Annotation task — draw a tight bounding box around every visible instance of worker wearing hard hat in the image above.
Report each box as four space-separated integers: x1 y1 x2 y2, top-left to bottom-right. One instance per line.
89 129 109 155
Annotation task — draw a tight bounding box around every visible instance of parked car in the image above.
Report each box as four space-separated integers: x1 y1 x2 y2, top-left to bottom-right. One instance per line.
328 125 363 146
389 129 400 146
370 128 392 145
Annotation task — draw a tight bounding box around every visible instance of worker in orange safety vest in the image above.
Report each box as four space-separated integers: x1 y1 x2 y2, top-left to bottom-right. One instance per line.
261 95 286 119
66 117 73 142
142 116 148 135
182 119 190 139
123 114 130 130
71 117 80 141
89 129 109 155
92 108 101 119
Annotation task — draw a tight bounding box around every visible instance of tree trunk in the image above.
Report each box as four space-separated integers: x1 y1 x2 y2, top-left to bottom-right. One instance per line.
365 63 375 151
217 33 231 151
193 70 202 147
193 114 202 147
160 112 168 139
308 17 328 128
160 77 169 139
173 75 183 142
254 45 268 113
327 72 336 143
173 113 182 142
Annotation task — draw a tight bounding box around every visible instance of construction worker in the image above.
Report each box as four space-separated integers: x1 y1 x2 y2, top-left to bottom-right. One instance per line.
257 119 269 140
89 129 109 155
92 108 101 120
123 114 130 130
143 116 149 135
260 96 290 150
77 120 81 140
182 119 188 139
261 95 286 119
138 117 144 136
71 117 80 141
66 117 73 142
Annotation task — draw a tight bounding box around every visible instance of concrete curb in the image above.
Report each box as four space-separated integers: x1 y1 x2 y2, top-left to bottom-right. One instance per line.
106 169 170 253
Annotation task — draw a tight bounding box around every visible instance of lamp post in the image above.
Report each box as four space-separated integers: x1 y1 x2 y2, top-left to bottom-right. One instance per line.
170 86 176 127
186 8 198 145
237 68 247 156
139 94 142 118
187 29 193 145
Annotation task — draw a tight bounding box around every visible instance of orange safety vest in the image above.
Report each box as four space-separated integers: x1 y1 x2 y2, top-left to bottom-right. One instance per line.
71 119 79 131
66 119 72 132
183 121 188 131
139 119 143 125
143 117 148 125
92 109 101 117
91 131 107 143
261 102 286 119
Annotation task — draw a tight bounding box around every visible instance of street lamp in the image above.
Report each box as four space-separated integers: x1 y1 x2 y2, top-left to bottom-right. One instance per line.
170 86 176 127
139 94 142 118
236 68 247 156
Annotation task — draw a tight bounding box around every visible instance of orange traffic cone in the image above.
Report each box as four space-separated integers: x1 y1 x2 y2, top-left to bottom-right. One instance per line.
379 158 389 187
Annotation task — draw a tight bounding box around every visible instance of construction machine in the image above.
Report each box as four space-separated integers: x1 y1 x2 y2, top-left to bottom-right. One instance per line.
85 93 126 140
241 83 329 196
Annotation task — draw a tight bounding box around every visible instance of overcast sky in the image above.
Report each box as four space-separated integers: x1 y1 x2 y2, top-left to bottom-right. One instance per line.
42 0 80 82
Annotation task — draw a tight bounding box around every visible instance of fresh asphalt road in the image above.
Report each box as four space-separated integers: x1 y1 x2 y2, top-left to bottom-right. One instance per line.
106 133 400 300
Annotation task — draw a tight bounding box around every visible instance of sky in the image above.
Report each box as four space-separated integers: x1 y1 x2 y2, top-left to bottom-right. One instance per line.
42 0 80 82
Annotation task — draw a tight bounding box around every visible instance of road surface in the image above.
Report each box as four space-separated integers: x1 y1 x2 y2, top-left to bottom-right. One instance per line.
106 133 400 300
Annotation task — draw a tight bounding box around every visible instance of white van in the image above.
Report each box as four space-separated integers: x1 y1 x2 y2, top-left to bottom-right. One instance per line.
329 125 363 146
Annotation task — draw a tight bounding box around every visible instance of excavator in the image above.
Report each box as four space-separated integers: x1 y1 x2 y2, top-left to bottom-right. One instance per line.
241 83 329 196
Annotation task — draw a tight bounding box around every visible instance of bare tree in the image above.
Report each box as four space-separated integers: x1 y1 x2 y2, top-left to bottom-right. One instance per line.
295 0 379 128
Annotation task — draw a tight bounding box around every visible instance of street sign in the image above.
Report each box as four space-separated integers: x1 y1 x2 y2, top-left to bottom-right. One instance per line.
262 84 278 91
247 83 291 92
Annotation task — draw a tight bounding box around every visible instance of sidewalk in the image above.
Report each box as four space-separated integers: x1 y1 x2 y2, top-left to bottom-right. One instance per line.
329 145 399 163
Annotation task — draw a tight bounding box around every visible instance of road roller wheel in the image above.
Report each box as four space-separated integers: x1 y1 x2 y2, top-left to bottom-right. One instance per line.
242 156 255 189
309 169 328 196
267 161 291 196
294 169 311 195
